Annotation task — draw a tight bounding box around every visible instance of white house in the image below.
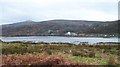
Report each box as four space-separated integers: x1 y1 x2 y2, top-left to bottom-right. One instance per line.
65 32 77 36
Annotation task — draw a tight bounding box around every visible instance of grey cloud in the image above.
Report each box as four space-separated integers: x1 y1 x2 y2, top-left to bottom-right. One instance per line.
0 0 118 25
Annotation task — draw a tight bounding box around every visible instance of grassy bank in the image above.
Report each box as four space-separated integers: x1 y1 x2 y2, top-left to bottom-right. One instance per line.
0 41 120 66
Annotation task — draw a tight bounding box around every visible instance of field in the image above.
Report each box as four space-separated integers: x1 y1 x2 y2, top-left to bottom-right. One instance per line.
0 41 120 66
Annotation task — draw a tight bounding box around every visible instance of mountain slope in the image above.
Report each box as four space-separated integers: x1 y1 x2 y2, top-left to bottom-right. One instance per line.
1 19 119 36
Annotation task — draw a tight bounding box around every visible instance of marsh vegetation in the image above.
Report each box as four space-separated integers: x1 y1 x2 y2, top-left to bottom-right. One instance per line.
0 41 120 66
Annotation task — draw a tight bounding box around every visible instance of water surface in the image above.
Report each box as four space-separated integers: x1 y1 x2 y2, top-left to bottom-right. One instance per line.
0 36 118 44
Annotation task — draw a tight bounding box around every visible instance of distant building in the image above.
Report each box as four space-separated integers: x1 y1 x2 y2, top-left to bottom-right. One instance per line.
65 32 71 35
65 32 77 36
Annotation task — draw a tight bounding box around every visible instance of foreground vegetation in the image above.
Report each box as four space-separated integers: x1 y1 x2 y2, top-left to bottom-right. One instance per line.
0 41 120 66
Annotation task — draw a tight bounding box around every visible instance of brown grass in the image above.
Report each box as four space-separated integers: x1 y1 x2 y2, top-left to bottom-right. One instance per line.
1 53 88 66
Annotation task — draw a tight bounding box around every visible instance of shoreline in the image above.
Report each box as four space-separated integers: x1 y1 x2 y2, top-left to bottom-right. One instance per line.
0 35 119 38
0 41 119 45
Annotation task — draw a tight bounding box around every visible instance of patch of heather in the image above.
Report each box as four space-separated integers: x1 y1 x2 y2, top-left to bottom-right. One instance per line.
1 53 88 66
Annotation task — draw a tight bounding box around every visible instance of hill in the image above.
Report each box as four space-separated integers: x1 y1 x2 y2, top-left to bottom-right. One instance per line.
1 19 119 36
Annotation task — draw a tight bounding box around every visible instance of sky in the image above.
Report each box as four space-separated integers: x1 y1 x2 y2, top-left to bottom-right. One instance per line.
0 0 119 25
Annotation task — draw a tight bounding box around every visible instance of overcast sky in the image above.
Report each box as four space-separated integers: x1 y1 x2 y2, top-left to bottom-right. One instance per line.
0 0 119 25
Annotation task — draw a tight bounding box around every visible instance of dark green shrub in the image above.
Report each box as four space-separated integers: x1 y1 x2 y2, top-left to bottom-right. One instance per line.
89 52 95 58
71 50 88 57
72 50 80 56
46 50 52 55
